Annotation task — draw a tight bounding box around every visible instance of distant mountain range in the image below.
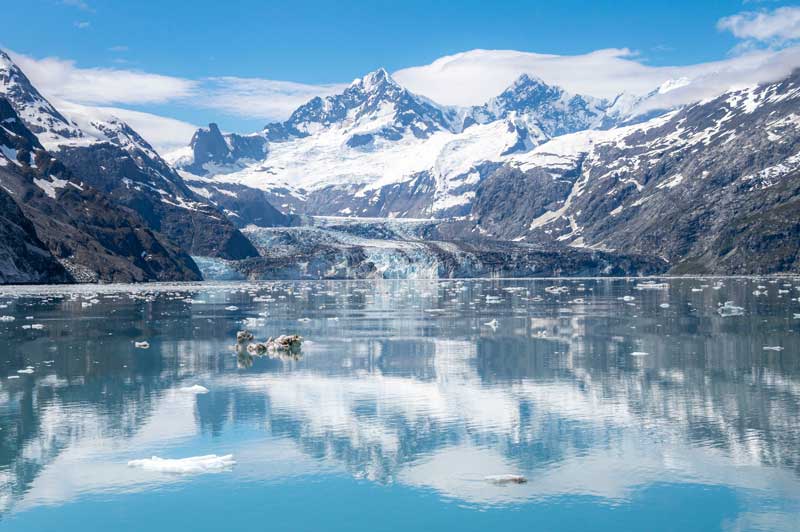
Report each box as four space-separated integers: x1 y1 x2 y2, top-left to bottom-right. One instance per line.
2 47 799 282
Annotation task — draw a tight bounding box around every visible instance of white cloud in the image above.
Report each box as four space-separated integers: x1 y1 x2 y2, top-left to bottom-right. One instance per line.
6 38 800 153
718 6 800 45
8 50 198 106
392 46 800 107
195 77 346 121
51 98 199 154
74 21 90 29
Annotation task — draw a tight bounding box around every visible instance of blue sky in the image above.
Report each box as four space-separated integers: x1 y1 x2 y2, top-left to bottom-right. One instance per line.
3 0 800 150
4 1 759 80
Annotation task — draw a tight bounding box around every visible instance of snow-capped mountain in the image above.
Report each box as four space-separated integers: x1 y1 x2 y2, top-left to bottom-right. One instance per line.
447 69 800 273
0 50 85 147
0 96 202 282
0 48 259 263
168 61 800 274
464 73 611 138
268 68 459 142
171 69 654 220
171 122 267 176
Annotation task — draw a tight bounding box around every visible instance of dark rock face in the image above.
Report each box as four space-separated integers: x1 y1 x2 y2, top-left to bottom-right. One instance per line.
183 123 267 176
56 142 259 260
0 97 202 283
463 71 800 274
179 180 290 228
0 49 258 264
0 186 71 284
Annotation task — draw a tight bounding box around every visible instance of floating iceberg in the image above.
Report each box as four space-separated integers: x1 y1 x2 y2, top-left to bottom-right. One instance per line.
128 454 235 474
134 341 150 349
717 302 745 317
178 385 209 394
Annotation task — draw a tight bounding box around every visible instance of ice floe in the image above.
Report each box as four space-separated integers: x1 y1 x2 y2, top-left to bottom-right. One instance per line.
178 385 209 394
127 454 235 474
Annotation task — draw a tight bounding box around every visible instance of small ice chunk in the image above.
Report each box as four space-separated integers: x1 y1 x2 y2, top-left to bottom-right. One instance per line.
620 296 635 302
763 346 784 352
484 319 498 331
631 351 650 356
717 302 745 317
127 454 235 474
134 341 150 349
225 306 239 311
659 303 670 308
17 367 34 374
178 385 209 394
0 316 14 322
545 286 568 295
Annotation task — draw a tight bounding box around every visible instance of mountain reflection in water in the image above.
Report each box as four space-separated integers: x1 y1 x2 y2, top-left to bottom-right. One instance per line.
0 278 798 531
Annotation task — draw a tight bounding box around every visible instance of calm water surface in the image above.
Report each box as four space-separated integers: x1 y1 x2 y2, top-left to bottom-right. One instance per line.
0 278 799 531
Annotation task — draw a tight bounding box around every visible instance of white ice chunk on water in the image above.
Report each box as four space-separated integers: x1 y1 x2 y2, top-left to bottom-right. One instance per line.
134 341 150 349
659 303 670 308
0 316 15 322
545 286 569 295
630 351 650 356
128 454 235 474
225 305 239 311
763 346 784 352
16 367 34 374
178 385 209 394
635 282 668 290
484 319 498 331
717 302 745 317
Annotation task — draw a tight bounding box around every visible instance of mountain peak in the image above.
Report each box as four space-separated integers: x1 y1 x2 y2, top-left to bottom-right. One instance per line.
0 48 84 147
511 73 549 89
352 67 397 92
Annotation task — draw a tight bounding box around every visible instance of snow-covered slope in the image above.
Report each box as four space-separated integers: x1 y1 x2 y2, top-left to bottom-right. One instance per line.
451 70 800 273
0 48 259 262
464 73 611 140
170 69 657 219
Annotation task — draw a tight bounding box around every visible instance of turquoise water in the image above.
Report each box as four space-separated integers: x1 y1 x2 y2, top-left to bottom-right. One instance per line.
0 278 798 531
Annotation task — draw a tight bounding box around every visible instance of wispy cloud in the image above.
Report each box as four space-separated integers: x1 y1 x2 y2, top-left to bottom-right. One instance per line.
108 45 129 53
392 46 800 106
718 6 800 50
74 21 91 29
53 99 199 153
195 77 346 121
7 34 800 154
9 50 198 105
